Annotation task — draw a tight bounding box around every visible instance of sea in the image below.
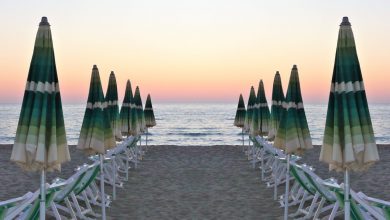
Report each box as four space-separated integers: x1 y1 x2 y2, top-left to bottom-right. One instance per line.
0 103 389 146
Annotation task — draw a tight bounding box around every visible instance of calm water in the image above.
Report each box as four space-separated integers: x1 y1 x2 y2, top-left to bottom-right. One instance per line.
0 103 389 145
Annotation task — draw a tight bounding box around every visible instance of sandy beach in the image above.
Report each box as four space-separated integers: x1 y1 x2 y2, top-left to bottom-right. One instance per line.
0 144 389 219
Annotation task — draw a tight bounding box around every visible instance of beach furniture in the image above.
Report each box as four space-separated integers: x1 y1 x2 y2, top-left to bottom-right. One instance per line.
291 164 342 219
268 71 285 141
5 182 66 220
244 86 256 154
10 17 70 220
254 136 295 200
322 181 384 220
273 65 313 220
48 164 96 220
354 192 390 220
134 86 146 135
0 192 35 220
319 17 380 220
251 80 270 138
105 71 122 141
144 94 157 148
234 94 246 147
77 65 116 220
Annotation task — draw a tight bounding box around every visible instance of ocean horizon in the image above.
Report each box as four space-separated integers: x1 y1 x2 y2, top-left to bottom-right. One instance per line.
1 103 389 146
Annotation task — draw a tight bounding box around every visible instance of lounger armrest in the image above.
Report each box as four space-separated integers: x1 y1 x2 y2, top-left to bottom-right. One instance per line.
0 192 33 207
350 190 385 220
358 192 390 207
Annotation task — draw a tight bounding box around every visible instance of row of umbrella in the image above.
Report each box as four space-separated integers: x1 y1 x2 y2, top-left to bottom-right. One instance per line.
10 17 157 219
234 17 379 220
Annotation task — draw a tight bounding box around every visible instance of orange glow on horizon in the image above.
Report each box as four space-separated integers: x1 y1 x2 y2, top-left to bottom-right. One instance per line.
0 1 389 104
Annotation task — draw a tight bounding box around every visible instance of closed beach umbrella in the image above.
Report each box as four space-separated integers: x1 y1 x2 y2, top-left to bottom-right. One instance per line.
144 94 156 128
274 65 313 220
134 86 146 134
244 86 256 135
105 71 122 141
256 80 271 137
251 83 260 136
11 17 70 220
119 80 139 136
234 94 246 146
319 17 379 220
77 65 115 220
144 94 156 146
268 71 285 141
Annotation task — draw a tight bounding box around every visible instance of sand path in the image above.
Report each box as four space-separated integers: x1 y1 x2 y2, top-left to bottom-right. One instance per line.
107 145 282 219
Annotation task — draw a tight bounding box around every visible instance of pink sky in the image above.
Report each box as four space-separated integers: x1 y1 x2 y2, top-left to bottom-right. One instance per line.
0 1 389 104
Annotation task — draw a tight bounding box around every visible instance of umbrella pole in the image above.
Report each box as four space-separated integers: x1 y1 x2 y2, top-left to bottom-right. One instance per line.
146 127 148 149
100 154 106 220
344 169 350 220
261 141 264 181
113 155 116 200
284 154 290 220
242 128 244 147
40 168 46 220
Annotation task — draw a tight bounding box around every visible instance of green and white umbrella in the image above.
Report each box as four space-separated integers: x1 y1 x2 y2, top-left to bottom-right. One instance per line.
274 65 313 220
253 80 270 137
77 65 115 220
119 80 139 136
244 86 256 135
144 94 156 128
250 84 260 136
144 94 156 146
268 71 285 141
77 65 115 154
234 94 246 145
105 71 122 141
319 17 379 220
134 86 146 134
10 17 70 220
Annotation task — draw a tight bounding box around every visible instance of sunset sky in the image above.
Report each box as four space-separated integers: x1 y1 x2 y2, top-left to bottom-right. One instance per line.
0 0 389 104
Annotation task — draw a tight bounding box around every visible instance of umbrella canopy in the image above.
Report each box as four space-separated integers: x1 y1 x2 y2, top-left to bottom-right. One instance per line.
77 65 116 155
268 71 286 140
11 17 70 172
119 80 139 136
252 80 270 136
274 65 313 155
250 83 260 136
234 94 246 128
134 86 146 133
144 94 156 128
320 17 379 172
244 86 256 133
105 71 122 141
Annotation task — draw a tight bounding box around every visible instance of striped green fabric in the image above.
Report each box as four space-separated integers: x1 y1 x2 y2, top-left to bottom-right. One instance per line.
105 71 122 141
320 17 379 172
134 86 146 134
268 71 286 140
144 94 156 128
11 17 70 172
274 65 312 155
77 65 115 155
251 80 270 136
119 80 139 136
244 86 256 133
234 94 246 128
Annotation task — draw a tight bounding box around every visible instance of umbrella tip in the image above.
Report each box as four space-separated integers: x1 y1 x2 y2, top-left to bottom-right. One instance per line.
340 17 351 26
292 64 298 70
93 65 98 69
39 17 50 26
